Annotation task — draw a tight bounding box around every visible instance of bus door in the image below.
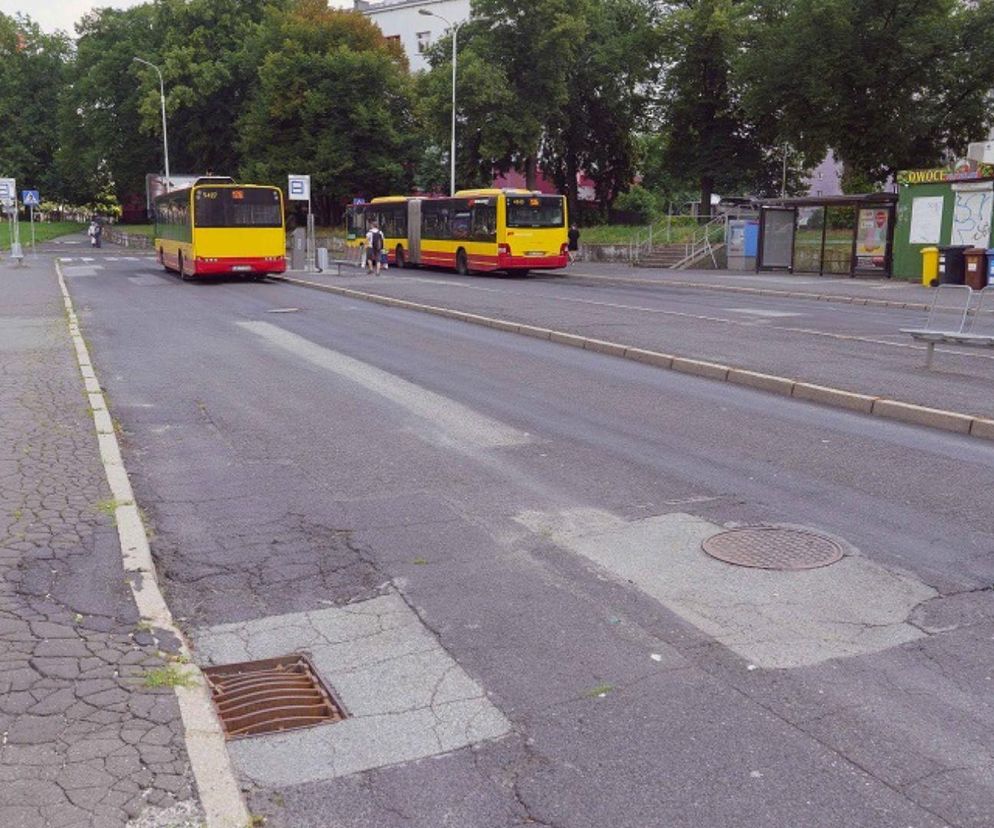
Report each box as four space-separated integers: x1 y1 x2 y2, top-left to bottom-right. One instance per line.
407 199 423 265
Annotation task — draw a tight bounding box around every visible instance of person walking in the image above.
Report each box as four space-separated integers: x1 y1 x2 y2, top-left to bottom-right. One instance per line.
568 223 580 264
365 222 384 275
88 219 102 249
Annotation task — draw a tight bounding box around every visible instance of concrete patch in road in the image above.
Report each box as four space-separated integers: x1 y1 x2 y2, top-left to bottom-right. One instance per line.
192 593 511 786
127 274 172 286
515 509 936 669
61 265 102 277
237 320 531 451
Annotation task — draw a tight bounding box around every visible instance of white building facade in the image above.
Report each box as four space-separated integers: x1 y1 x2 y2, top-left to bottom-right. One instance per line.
353 0 471 72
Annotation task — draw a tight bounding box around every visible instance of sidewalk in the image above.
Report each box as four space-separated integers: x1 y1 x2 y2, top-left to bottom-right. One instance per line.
285 265 994 426
0 255 203 827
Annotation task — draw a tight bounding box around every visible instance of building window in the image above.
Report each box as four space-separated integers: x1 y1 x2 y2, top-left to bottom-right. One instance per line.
385 35 401 45
416 31 431 53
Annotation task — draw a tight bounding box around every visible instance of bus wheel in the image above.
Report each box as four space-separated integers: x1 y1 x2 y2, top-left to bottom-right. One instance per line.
178 253 190 281
395 246 405 269
159 248 168 271
456 249 469 276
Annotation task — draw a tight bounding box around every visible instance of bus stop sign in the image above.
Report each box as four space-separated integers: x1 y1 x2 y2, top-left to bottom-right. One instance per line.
288 175 310 202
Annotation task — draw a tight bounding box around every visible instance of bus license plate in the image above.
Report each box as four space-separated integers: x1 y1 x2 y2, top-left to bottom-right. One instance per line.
232 265 252 271
525 251 545 257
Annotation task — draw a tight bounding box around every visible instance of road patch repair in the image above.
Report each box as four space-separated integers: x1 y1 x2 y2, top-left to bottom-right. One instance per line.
282 276 994 442
515 509 936 669
191 592 511 787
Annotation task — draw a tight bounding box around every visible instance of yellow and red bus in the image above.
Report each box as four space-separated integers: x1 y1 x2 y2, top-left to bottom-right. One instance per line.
155 178 286 279
348 189 568 275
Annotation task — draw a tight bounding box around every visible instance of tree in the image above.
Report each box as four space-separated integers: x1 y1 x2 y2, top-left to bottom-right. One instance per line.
0 13 72 199
237 0 416 225
540 0 662 218
738 0 994 186
653 0 794 215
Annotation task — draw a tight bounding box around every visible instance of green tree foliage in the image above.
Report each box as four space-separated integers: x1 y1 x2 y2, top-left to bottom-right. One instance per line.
0 14 72 197
237 0 415 224
738 0 994 186
652 0 796 215
541 0 662 218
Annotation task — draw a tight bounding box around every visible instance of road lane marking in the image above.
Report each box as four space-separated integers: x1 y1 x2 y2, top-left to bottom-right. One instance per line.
726 308 802 318
55 260 250 828
237 320 531 450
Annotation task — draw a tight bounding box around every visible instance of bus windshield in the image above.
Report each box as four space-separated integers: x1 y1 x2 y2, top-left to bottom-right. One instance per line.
506 195 564 228
194 188 282 228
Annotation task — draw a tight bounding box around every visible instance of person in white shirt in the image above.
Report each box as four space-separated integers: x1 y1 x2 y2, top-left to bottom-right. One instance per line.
365 222 384 275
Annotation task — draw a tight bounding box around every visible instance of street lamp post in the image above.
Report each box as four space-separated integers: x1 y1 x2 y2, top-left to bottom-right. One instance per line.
419 9 462 196
133 57 171 191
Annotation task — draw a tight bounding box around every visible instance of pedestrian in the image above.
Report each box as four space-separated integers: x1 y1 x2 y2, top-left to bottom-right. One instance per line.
88 218 102 249
366 222 384 275
568 223 580 264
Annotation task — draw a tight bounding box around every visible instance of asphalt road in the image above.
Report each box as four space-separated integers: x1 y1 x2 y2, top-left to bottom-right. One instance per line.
60 249 994 828
290 264 994 419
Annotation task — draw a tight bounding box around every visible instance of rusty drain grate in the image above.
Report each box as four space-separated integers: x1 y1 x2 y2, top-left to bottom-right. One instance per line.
203 654 346 739
702 526 845 571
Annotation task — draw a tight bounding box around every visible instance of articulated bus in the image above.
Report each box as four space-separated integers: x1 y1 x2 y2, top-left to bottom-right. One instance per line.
155 178 286 280
347 189 568 276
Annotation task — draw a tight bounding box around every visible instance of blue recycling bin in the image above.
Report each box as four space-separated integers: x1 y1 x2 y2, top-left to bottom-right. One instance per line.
987 249 994 288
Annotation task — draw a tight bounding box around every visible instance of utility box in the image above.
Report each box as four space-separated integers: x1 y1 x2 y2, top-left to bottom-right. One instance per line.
316 247 329 272
290 227 306 271
727 219 759 270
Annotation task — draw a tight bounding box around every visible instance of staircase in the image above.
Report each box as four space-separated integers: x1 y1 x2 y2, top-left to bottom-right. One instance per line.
635 244 693 269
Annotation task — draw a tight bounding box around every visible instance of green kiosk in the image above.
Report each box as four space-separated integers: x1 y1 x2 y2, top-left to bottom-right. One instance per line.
893 161 994 285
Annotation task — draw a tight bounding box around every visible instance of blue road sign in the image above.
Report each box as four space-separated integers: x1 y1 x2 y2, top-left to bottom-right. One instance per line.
22 190 40 206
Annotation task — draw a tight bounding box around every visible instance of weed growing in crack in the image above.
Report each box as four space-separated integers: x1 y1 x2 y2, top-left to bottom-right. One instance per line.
584 682 614 699
142 665 197 689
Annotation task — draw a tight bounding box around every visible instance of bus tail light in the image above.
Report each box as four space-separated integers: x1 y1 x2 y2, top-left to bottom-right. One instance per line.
560 243 568 256
498 243 511 256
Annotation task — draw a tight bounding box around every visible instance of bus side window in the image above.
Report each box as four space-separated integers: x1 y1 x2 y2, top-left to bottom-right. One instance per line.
471 205 496 242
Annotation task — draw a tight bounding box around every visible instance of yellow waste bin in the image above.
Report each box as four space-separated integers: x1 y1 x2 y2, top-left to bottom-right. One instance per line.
921 247 939 287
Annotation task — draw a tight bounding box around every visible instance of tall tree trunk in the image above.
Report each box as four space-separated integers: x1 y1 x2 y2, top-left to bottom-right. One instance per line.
525 156 538 191
565 149 579 224
700 175 714 217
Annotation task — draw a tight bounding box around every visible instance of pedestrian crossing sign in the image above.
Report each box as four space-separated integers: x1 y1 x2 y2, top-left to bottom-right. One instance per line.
22 190 40 206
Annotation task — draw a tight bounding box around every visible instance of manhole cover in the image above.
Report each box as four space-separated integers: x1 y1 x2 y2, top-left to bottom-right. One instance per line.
702 527 844 570
203 654 346 739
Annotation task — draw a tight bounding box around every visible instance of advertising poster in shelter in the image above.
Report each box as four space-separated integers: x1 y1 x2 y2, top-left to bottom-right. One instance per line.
856 208 889 268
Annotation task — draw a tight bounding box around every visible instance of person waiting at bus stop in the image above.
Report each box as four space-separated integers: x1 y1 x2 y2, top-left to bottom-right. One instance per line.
365 222 384 275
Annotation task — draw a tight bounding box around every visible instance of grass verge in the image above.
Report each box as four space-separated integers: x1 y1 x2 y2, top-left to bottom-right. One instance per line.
0 221 85 250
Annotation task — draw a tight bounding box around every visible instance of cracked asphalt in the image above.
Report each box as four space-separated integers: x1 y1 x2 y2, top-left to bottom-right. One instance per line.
35 242 994 827
0 253 201 827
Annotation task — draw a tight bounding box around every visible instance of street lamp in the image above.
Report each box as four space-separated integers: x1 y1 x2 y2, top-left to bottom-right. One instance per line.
419 8 462 196
133 57 171 192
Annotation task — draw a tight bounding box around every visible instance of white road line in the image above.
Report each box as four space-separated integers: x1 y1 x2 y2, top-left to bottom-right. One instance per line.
55 261 250 828
238 320 531 450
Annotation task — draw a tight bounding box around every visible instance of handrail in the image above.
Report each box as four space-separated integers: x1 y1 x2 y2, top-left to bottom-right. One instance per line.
674 214 727 269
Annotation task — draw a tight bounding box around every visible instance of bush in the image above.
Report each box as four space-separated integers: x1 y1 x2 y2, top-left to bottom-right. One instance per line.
612 185 658 224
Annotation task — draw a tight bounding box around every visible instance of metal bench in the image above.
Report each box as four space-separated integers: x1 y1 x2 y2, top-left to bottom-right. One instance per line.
902 285 994 367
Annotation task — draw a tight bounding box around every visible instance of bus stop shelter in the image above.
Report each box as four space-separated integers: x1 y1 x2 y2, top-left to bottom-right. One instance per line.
755 193 898 277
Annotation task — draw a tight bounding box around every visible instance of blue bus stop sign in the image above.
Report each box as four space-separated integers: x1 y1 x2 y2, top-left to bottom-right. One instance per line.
22 190 40 206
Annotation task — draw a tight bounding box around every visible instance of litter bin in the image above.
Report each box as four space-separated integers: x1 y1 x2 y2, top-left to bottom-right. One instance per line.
964 247 988 290
938 245 970 285
986 249 994 289
920 246 939 287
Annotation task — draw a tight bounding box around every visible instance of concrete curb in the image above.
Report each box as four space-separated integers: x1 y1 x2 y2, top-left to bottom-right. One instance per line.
283 276 994 443
56 262 251 828
564 270 933 312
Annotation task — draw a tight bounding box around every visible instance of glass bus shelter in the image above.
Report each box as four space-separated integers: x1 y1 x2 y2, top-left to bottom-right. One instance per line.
755 193 898 277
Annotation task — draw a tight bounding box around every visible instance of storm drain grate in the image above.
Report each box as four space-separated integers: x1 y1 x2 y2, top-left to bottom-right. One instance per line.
702 526 845 571
203 654 346 739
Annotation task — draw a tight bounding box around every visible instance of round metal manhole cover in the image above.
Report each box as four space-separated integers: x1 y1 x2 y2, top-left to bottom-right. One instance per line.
702 527 845 571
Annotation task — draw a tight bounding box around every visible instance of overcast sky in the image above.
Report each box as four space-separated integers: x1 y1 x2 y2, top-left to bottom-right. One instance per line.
0 0 354 34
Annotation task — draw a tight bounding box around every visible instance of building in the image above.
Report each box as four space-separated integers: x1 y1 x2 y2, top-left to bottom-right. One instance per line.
353 0 470 72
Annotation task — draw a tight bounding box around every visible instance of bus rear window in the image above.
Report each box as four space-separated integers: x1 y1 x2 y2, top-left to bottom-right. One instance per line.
506 196 564 228
195 188 282 228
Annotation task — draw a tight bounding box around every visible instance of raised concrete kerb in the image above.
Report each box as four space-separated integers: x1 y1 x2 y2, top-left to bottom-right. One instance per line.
192 593 512 787
282 275 994 443
54 261 251 828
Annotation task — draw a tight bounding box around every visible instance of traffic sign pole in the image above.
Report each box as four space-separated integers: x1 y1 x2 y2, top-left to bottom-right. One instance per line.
29 204 35 254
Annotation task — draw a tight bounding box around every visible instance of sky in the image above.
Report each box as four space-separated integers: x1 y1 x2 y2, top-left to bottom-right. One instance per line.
0 0 354 34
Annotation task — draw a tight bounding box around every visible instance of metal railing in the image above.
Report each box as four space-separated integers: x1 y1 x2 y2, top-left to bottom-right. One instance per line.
673 214 728 269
